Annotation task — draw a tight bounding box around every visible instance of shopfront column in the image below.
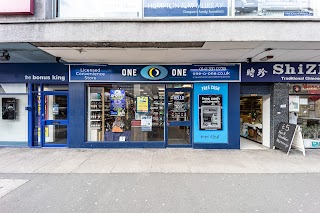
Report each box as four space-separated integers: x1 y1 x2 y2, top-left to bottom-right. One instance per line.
270 83 289 147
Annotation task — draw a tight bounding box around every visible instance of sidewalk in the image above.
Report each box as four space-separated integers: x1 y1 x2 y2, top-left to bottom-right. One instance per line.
0 147 319 174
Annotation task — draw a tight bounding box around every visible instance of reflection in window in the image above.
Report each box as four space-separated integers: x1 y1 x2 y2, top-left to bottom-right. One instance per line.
58 0 142 18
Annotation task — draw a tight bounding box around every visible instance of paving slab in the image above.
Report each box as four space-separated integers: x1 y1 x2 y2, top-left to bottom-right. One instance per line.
151 149 190 173
72 149 124 173
33 149 96 173
111 149 154 173
0 149 71 173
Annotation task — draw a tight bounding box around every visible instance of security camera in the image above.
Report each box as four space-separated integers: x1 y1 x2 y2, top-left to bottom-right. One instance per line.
56 57 61 63
0 51 10 61
246 58 252 63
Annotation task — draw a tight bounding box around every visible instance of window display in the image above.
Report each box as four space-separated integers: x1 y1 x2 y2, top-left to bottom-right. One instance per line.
289 83 320 148
87 84 165 142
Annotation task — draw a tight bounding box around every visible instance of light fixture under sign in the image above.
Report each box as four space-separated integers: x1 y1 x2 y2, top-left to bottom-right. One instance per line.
260 55 274 61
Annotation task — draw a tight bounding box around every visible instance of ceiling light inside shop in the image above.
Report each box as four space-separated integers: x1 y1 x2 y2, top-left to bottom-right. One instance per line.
158 87 165 90
182 84 192 88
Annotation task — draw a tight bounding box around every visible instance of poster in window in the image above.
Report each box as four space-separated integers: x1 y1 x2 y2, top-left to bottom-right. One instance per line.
199 95 222 130
53 104 59 115
110 90 126 116
141 115 152 131
2 98 17 120
289 96 300 112
137 96 149 113
235 0 314 17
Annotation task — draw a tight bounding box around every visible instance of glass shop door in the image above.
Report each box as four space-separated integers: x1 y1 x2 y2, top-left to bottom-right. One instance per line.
165 88 192 147
40 92 69 147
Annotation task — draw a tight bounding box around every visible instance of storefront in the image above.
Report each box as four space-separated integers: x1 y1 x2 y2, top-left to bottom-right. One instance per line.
0 64 68 147
3 62 320 149
242 62 320 149
68 64 241 149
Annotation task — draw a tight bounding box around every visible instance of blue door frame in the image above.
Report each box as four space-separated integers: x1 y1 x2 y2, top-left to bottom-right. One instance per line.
165 88 193 148
40 91 69 147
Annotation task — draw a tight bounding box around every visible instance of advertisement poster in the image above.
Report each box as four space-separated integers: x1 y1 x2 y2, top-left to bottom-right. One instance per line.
199 95 222 130
110 90 126 116
53 104 59 115
170 94 186 121
2 98 17 120
144 0 228 17
137 96 149 113
235 0 314 17
289 96 300 112
193 83 228 144
141 115 152 131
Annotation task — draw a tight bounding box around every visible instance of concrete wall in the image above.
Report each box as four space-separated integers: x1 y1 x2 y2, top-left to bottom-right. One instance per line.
1 20 320 43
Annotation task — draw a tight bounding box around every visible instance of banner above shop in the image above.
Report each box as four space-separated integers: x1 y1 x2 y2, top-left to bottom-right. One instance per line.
242 63 320 83
143 0 228 17
69 64 240 82
0 64 68 83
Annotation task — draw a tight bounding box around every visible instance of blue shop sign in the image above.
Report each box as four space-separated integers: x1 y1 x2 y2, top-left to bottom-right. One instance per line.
242 63 320 83
143 0 228 17
0 64 68 83
69 64 240 82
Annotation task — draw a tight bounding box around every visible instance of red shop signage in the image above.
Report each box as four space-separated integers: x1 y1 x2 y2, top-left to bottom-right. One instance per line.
0 0 34 15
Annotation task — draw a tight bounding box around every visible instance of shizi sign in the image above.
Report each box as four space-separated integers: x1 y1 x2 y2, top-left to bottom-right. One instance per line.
242 63 320 82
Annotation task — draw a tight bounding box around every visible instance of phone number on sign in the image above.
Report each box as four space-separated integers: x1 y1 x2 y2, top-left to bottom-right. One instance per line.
198 67 227 71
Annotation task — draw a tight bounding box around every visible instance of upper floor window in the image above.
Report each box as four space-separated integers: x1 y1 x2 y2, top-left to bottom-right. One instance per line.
57 0 142 18
55 0 319 18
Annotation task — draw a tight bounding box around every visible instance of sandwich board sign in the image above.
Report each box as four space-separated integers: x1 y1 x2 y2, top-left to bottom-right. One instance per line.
273 122 306 156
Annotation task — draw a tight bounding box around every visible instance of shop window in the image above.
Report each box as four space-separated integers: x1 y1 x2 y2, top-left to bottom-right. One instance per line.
289 83 320 148
87 84 165 142
166 84 193 89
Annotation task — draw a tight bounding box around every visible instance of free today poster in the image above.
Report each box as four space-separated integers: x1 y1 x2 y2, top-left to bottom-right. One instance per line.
110 90 126 116
193 83 228 144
